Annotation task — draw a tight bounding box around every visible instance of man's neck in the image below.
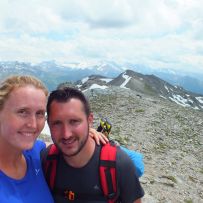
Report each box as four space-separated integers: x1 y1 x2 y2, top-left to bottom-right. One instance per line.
63 137 96 168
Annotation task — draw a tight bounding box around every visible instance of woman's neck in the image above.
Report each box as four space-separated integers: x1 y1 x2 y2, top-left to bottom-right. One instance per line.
0 138 27 179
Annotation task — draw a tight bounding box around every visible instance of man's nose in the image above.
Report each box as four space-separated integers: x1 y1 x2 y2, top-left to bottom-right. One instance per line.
62 124 72 138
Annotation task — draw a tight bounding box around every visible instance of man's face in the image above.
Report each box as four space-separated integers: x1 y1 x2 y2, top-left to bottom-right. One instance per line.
48 98 92 157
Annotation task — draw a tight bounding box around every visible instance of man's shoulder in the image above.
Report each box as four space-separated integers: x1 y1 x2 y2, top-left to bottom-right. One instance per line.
99 144 135 178
100 143 144 202
100 143 132 163
116 146 134 164
116 147 145 202
115 146 138 180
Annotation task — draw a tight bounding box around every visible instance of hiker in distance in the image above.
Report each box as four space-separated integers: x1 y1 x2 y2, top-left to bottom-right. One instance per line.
0 75 107 203
42 87 144 203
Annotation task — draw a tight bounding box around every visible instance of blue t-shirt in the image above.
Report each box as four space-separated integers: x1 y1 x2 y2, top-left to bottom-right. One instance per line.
0 140 54 203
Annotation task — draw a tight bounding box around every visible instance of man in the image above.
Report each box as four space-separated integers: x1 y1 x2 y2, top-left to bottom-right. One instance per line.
44 87 144 203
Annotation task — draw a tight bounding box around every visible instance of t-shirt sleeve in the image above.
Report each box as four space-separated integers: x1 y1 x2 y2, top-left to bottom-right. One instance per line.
117 147 144 203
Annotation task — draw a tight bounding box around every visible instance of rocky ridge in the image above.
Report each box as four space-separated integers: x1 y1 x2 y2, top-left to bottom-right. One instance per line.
41 78 203 203
86 87 203 203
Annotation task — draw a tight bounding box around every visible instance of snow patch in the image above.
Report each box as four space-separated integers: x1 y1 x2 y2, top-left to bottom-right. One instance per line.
100 78 113 83
120 72 131 88
160 95 167 99
81 77 89 84
164 85 169 92
196 97 203 104
89 84 108 90
169 94 191 107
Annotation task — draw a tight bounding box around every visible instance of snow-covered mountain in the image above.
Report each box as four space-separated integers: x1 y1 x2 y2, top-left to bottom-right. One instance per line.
74 70 203 111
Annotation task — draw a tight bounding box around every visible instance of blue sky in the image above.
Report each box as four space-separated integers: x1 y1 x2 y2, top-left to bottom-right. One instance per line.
0 0 203 73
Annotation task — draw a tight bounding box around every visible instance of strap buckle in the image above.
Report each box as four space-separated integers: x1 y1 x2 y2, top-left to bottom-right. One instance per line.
108 192 116 199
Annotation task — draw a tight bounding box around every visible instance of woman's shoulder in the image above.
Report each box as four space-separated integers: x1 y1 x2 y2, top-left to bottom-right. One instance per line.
23 140 46 159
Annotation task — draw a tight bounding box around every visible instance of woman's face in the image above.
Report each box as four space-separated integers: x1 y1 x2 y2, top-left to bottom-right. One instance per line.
0 86 47 151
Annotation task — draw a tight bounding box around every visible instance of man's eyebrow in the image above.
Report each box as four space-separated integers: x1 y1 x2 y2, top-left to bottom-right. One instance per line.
50 120 61 124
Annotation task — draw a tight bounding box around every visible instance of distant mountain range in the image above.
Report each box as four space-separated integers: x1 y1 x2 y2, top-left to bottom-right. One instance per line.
0 61 203 109
1 60 203 95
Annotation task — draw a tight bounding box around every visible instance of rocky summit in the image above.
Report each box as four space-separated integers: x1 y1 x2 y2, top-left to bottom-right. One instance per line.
86 87 202 203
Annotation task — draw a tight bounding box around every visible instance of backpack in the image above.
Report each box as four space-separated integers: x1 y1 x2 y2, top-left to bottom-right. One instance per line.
42 143 119 203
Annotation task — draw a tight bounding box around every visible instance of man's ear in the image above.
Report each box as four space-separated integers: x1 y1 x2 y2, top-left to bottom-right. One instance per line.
88 113 94 127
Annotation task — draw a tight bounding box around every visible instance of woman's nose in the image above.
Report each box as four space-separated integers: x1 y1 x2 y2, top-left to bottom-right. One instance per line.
26 115 37 129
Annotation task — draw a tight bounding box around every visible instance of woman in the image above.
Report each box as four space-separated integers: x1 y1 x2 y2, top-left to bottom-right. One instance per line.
0 75 108 203
0 75 54 202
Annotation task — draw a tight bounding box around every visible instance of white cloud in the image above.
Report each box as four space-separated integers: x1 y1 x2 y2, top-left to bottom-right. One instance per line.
0 0 202 73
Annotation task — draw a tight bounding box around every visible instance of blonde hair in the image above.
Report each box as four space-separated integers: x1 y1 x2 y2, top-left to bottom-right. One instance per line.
0 75 48 110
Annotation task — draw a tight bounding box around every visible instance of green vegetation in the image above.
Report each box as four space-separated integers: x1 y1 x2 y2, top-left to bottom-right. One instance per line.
162 182 174 187
111 126 129 145
189 176 196 183
144 84 156 95
154 142 169 152
135 109 145 113
162 175 177 183
184 199 193 203
171 161 176 165
167 176 177 183
150 180 155 184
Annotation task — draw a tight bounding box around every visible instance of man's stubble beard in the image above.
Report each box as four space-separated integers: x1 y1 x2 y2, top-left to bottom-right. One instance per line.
56 128 90 158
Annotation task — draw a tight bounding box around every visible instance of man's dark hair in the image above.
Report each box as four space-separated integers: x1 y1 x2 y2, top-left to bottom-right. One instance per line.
47 87 90 119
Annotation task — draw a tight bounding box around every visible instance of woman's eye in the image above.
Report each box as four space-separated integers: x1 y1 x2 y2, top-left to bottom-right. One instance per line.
17 109 28 116
36 111 45 118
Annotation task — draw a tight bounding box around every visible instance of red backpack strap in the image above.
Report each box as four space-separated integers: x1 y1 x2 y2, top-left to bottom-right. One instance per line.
44 144 59 191
99 143 118 203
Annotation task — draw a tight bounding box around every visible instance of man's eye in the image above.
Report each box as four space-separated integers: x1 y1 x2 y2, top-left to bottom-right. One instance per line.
70 120 80 125
51 121 62 126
